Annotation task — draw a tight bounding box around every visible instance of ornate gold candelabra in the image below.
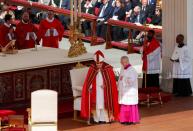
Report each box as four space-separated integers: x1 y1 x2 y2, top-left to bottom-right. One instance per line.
68 21 87 58
68 0 87 58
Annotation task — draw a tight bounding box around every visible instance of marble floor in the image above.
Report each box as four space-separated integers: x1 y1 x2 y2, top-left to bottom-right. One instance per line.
59 96 193 131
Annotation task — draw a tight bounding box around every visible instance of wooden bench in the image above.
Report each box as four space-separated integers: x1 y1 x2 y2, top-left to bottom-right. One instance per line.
106 19 162 53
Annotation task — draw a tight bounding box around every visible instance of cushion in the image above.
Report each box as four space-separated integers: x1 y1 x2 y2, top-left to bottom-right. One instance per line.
6 127 26 131
0 110 16 117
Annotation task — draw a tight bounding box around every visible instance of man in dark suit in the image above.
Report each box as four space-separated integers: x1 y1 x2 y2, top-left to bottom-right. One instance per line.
60 0 70 9
129 6 146 24
58 0 71 29
125 0 133 12
131 0 140 8
140 0 155 19
126 6 146 39
148 0 157 16
81 0 94 36
148 0 157 7
97 0 114 39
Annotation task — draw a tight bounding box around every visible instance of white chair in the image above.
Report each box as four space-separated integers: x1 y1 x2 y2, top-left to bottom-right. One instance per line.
31 125 57 131
31 89 58 128
70 67 89 120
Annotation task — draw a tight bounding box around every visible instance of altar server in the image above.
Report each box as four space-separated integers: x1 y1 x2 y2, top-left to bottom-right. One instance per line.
142 30 161 88
118 56 140 124
38 10 64 48
171 34 192 96
0 14 14 48
15 11 38 49
81 50 119 124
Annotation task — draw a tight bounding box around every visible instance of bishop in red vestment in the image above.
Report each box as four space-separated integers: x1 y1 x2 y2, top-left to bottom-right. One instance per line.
38 11 64 48
142 30 161 88
0 14 14 48
15 12 38 49
81 50 119 123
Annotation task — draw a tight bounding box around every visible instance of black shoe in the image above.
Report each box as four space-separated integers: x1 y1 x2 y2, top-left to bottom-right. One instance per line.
98 121 107 124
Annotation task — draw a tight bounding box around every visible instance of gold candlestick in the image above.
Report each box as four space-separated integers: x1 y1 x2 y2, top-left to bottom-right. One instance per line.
74 0 77 22
68 21 87 58
68 0 86 58
70 0 74 26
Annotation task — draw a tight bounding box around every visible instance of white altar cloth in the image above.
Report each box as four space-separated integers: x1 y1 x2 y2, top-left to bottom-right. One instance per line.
0 47 93 73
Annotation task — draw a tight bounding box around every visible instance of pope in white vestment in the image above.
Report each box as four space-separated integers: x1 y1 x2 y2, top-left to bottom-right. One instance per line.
171 34 192 96
93 71 109 123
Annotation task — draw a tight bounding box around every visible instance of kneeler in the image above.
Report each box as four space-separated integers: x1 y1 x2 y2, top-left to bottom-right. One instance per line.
139 73 163 107
4 127 26 131
0 110 16 130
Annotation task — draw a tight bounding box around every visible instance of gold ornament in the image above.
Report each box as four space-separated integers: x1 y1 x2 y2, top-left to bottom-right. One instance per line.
68 21 87 58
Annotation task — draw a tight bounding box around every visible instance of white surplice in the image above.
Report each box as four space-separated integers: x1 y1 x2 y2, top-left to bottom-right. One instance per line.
171 45 192 78
118 66 138 105
146 46 161 74
92 71 109 123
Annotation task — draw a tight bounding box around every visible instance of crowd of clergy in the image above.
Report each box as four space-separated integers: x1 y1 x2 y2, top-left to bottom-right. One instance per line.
0 0 192 126
0 0 162 43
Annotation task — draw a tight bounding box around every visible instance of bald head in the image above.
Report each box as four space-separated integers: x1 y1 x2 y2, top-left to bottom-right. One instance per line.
121 56 130 67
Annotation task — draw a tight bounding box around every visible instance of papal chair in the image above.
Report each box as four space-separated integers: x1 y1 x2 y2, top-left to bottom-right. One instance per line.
30 89 58 131
70 67 89 120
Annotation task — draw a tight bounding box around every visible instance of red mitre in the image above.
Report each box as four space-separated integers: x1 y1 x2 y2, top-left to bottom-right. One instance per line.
94 50 105 63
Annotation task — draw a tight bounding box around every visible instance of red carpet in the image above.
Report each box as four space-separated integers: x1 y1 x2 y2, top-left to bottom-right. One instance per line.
82 36 105 45
139 91 172 103
12 92 171 124
111 41 142 53
63 30 105 45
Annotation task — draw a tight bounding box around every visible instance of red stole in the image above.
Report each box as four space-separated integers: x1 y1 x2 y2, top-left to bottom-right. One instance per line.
15 22 38 49
38 18 64 48
81 63 119 121
0 24 11 47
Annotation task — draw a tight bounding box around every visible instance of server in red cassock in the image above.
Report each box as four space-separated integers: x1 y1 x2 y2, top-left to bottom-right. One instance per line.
142 30 161 88
81 50 119 124
0 14 14 48
38 10 64 48
15 11 38 49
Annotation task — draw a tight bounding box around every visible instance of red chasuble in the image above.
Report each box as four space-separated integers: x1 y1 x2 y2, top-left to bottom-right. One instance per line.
142 38 161 74
81 63 119 121
15 22 38 49
38 18 64 48
0 24 11 47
